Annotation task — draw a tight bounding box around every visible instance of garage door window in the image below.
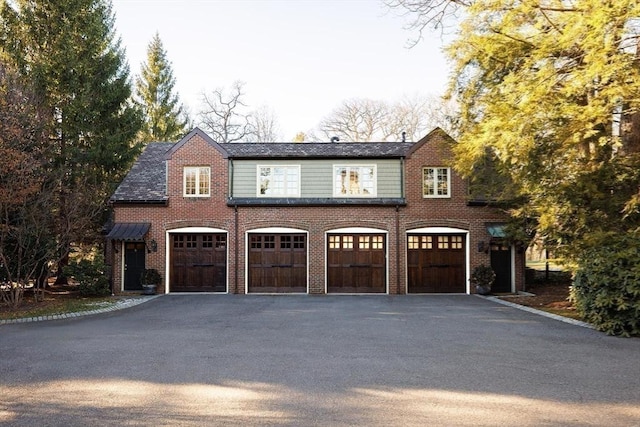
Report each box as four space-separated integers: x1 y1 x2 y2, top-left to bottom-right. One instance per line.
408 235 433 249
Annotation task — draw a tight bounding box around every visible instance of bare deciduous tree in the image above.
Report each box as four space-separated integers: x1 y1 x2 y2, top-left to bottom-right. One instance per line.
198 81 255 143
316 95 457 142
246 105 283 142
384 0 468 46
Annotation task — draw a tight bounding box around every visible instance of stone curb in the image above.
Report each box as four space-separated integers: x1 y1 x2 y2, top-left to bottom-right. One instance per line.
478 294 595 329
0 295 162 326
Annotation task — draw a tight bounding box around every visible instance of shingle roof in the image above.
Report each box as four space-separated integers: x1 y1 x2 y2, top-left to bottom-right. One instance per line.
111 138 417 204
110 142 173 203
221 142 415 158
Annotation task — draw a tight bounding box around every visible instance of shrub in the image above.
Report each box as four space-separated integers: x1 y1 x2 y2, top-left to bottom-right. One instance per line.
64 256 110 297
571 232 640 337
471 264 495 294
140 268 161 285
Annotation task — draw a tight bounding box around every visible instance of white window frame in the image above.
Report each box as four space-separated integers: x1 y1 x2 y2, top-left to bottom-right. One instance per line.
333 165 377 197
183 166 211 197
257 165 301 197
423 167 451 198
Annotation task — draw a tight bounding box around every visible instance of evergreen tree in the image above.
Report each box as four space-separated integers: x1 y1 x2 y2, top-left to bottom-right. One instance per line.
136 32 189 142
444 0 640 254
0 0 143 275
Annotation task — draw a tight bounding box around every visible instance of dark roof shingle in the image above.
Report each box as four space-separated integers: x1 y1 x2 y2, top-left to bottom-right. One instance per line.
110 142 173 203
221 142 414 158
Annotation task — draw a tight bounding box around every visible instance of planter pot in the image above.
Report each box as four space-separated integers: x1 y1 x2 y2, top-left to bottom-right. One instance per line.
475 284 492 295
141 284 157 295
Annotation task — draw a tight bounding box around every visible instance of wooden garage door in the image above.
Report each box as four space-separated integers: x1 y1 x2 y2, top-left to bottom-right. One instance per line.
248 234 307 293
407 234 466 293
327 234 386 293
170 233 227 292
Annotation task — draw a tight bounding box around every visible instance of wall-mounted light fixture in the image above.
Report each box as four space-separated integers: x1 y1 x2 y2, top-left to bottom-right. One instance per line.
147 239 157 253
477 241 486 253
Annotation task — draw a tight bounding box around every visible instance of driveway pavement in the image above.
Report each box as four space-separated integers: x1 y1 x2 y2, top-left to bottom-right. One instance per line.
1 295 639 426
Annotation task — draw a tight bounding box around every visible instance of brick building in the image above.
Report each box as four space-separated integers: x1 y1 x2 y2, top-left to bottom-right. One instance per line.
107 127 525 294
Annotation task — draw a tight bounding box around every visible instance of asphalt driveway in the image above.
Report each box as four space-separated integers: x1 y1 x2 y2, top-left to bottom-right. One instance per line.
1 295 639 426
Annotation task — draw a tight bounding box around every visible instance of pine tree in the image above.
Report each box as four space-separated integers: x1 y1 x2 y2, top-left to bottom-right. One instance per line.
136 32 189 143
0 0 143 276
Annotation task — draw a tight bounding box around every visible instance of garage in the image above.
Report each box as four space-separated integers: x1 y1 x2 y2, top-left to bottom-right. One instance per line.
170 233 227 292
248 233 307 293
327 233 386 293
407 233 466 293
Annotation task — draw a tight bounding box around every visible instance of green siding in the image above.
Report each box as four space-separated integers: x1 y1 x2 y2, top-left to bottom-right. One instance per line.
231 159 402 198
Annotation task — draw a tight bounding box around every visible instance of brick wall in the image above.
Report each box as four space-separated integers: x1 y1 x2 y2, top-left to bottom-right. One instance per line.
110 131 524 295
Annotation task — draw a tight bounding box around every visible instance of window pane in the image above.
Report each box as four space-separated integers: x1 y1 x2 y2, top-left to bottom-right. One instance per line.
437 168 448 196
372 235 383 249
259 166 299 197
423 168 434 196
343 235 353 249
185 170 196 195
359 235 370 249
199 168 210 195
335 166 375 197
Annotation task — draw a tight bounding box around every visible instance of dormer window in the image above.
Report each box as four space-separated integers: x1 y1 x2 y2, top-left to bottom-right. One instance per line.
333 165 376 197
258 165 300 197
184 166 210 197
423 167 450 198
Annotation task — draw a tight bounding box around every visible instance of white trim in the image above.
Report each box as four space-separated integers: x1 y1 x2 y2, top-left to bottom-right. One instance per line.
248 227 306 234
183 166 211 197
256 165 301 198
164 228 229 294
406 227 470 294
408 227 467 234
332 164 377 198
329 227 386 234
510 244 516 293
325 227 389 295
168 227 227 234
245 229 309 294
119 241 125 292
422 166 451 198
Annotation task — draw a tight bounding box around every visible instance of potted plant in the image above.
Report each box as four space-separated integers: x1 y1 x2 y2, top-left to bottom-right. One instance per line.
140 268 161 295
471 264 495 295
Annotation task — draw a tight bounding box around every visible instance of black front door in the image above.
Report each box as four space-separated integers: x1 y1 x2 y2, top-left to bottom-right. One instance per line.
124 242 146 291
490 243 512 293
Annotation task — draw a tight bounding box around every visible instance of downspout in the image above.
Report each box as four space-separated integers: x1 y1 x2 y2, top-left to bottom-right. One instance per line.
234 205 239 294
396 205 401 295
400 157 405 199
228 159 234 200
397 156 405 294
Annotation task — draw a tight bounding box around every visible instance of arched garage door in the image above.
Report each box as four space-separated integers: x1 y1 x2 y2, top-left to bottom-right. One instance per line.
248 233 307 293
407 233 466 293
170 233 227 292
327 232 386 293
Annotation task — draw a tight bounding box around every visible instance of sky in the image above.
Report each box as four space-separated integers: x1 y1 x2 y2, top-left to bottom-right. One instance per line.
111 0 452 141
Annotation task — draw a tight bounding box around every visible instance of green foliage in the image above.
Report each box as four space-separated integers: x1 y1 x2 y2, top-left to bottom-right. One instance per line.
571 232 640 337
470 264 495 294
65 256 110 297
140 268 161 285
445 0 640 256
0 0 143 250
136 32 189 143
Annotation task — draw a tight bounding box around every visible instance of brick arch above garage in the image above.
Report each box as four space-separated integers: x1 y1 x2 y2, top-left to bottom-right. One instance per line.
165 220 232 231
403 219 470 232
320 221 391 234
